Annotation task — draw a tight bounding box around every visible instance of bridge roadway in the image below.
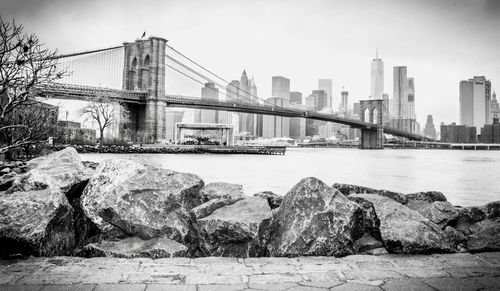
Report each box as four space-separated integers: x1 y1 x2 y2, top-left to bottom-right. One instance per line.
37 83 431 142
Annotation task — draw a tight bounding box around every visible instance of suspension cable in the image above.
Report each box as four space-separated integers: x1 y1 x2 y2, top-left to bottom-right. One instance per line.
165 44 277 107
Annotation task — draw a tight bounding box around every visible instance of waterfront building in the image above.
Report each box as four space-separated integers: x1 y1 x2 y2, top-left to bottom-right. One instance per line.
165 110 184 142
459 76 492 131
290 91 303 105
200 82 219 124
318 79 333 107
480 118 500 143
56 121 96 144
440 123 477 143
490 91 500 121
423 115 437 140
370 51 384 100
262 97 290 138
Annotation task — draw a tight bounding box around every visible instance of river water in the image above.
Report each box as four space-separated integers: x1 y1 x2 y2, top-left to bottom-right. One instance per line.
81 148 500 207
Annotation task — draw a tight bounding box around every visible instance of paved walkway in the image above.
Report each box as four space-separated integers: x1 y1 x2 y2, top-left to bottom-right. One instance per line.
0 252 499 290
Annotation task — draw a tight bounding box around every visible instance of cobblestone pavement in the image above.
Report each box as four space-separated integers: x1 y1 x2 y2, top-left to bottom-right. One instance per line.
0 252 499 290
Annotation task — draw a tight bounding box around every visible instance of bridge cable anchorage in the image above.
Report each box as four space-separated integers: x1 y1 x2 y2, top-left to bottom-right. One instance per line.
165 45 297 112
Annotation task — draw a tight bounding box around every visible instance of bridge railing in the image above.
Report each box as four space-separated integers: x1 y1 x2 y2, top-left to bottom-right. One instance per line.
35 83 147 103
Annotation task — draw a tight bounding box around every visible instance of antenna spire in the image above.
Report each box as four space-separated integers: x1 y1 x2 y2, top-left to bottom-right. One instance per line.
376 48 379 59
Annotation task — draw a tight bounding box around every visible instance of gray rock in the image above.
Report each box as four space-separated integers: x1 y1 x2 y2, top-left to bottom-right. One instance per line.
9 147 86 193
0 172 16 191
466 219 500 252
191 197 242 220
406 191 447 203
268 177 363 257
332 183 407 204
80 236 188 258
253 191 283 209
200 182 244 202
191 182 245 219
482 201 500 219
0 167 11 174
406 200 459 228
348 195 381 236
196 197 272 257
349 194 454 254
0 188 75 256
81 159 204 246
454 206 489 235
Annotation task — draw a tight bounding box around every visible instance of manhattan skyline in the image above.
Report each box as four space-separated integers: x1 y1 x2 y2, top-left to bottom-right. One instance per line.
2 0 499 126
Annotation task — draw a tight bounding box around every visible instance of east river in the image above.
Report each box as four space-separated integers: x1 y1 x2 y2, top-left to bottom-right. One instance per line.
81 148 500 207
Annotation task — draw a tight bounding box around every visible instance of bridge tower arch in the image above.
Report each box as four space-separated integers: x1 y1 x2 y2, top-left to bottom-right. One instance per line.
123 37 167 142
360 99 384 149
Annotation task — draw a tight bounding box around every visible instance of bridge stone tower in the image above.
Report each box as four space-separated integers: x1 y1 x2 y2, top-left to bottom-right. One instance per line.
360 99 384 149
123 37 167 142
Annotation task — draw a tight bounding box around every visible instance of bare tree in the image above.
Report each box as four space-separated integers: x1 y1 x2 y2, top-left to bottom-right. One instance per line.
0 16 65 154
81 96 130 142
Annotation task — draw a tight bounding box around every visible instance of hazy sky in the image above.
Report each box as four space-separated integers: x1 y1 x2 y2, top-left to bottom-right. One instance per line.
2 0 500 125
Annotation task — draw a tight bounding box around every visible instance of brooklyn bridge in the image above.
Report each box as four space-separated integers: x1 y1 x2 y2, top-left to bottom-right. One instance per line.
36 36 433 149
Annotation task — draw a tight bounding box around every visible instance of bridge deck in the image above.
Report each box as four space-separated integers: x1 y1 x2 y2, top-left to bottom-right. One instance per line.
37 83 432 142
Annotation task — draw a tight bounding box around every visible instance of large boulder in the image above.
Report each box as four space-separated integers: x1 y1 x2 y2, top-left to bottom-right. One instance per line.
332 183 407 204
9 147 87 193
406 191 447 203
406 200 459 228
466 219 500 252
0 148 87 257
253 191 283 209
349 194 455 254
452 202 499 235
191 182 244 219
196 197 272 257
81 159 204 245
0 188 74 256
268 178 363 257
80 236 188 258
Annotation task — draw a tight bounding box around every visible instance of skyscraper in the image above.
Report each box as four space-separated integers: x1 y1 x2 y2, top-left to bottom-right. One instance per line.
392 66 408 120
491 91 500 121
225 71 259 135
262 97 290 138
407 77 416 119
272 76 290 101
459 76 492 131
290 91 303 105
370 51 384 100
312 90 328 111
318 79 333 107
200 82 218 123
423 115 437 140
340 90 349 115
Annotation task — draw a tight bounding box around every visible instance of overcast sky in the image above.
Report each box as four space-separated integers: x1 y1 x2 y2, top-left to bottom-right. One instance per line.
2 0 500 125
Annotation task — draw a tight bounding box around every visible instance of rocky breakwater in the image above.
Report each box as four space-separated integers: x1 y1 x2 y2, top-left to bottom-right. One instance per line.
0 148 499 259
